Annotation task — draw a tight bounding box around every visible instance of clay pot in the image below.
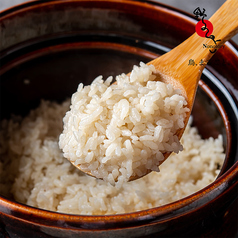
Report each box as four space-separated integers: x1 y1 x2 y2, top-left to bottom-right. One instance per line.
0 1 237 237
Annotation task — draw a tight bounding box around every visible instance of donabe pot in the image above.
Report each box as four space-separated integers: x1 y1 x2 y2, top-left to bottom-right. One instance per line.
0 1 237 237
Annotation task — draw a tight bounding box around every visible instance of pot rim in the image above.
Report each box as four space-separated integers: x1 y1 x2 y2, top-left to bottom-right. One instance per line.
0 0 237 228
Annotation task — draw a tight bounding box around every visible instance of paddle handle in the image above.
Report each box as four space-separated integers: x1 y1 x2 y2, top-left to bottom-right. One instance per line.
209 0 238 48
151 0 238 91
186 0 238 65
173 0 238 68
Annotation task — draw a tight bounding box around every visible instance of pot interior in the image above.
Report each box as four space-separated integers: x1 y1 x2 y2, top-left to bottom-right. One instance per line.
0 1 237 215
0 31 232 178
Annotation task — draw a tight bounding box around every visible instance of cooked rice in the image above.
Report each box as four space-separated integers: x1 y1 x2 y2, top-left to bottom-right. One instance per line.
59 62 189 186
0 99 225 215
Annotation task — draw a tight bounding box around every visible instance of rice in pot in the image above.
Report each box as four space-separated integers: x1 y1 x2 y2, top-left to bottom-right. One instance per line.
0 101 225 215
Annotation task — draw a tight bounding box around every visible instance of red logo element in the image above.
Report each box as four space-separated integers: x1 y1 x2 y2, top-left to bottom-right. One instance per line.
195 20 213 37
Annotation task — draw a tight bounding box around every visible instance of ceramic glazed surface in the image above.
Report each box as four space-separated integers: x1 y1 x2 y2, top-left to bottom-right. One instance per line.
0 1 237 237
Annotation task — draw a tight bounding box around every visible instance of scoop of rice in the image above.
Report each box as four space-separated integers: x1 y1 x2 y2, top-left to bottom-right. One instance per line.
59 62 189 186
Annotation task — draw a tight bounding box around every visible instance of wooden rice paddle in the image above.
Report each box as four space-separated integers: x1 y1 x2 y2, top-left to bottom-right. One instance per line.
75 0 238 181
